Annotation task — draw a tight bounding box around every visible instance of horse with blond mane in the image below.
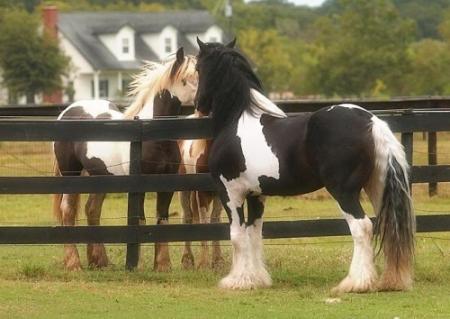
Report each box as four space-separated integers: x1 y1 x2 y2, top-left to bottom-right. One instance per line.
53 48 197 271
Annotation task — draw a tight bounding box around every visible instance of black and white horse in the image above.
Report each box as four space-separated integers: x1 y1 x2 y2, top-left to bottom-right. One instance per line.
53 48 198 271
194 38 415 293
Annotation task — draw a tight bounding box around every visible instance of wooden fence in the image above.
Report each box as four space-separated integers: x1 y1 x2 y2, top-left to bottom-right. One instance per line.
0 106 450 269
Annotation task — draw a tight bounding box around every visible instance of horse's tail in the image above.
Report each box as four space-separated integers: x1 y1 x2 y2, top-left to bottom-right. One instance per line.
52 161 64 223
368 116 415 290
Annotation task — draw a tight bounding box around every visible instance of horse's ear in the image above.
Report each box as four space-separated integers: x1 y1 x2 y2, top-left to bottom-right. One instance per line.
170 47 184 80
176 47 184 64
226 38 236 48
197 37 206 51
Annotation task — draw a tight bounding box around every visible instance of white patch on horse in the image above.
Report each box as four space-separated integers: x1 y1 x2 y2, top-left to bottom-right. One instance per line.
218 109 279 289
85 142 130 175
58 100 130 175
58 100 122 120
334 210 377 292
327 104 369 112
220 110 281 196
180 139 197 174
338 103 368 111
250 89 287 118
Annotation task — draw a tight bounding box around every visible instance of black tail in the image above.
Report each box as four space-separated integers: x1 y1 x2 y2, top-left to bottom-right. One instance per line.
375 154 415 289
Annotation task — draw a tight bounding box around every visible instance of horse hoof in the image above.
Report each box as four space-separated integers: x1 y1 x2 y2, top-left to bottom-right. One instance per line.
64 256 82 271
197 259 210 270
331 275 377 295
211 257 226 271
219 271 272 290
87 245 109 269
181 254 195 270
88 256 109 269
377 276 412 291
154 263 172 272
64 262 82 271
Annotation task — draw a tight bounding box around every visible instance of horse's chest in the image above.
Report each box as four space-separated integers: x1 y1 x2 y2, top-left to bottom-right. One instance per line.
220 115 280 194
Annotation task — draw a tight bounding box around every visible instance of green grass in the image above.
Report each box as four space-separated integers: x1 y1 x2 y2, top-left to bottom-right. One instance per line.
0 134 450 318
0 194 449 318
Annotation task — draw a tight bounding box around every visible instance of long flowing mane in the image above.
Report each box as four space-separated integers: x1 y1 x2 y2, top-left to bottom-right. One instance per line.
124 55 196 119
196 46 285 131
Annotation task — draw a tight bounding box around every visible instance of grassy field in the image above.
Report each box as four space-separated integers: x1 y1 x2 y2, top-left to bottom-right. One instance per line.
0 193 449 318
0 133 449 318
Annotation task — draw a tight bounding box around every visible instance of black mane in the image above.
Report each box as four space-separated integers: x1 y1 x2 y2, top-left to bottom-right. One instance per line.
196 44 264 133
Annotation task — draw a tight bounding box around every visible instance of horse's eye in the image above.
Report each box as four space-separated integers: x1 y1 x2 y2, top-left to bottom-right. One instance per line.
182 79 187 86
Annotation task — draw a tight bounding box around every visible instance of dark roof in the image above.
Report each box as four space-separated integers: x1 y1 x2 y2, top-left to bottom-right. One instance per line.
58 11 217 70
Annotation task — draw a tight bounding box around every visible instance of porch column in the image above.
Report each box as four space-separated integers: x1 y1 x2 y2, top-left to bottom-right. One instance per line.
93 71 100 100
117 71 123 95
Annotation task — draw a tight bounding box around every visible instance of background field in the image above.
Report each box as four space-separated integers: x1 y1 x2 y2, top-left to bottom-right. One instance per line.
0 133 449 318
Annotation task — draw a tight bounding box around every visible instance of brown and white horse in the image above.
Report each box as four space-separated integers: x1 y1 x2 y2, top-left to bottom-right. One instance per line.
53 48 198 271
178 111 224 270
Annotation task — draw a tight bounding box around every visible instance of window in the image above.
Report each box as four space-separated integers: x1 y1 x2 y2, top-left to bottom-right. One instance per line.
122 79 132 93
99 80 109 98
90 79 109 98
122 38 129 54
209 36 217 43
164 37 172 53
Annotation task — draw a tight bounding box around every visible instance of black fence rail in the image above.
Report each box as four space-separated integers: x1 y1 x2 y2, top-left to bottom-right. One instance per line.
2 96 450 117
0 108 449 269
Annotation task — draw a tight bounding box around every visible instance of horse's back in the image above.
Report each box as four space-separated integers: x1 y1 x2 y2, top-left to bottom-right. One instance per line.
306 104 374 153
58 100 122 120
306 104 376 190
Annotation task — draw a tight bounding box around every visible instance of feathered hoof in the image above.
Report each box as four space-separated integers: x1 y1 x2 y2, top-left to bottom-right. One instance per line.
64 258 82 271
87 245 109 269
331 275 377 295
88 257 109 269
154 262 172 273
181 253 195 270
211 256 226 271
197 258 210 270
218 270 272 290
377 274 412 292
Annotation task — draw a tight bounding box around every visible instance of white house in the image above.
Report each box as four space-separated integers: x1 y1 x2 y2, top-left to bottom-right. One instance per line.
45 8 225 103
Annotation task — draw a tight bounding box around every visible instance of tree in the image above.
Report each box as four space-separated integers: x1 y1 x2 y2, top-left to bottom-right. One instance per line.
405 39 450 95
305 0 415 97
0 10 68 103
238 28 293 93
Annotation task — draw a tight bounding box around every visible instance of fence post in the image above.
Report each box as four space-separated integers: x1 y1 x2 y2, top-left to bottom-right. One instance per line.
428 131 437 196
125 117 145 270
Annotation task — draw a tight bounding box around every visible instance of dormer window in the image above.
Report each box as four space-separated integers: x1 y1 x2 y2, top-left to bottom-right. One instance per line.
122 38 129 54
164 37 172 53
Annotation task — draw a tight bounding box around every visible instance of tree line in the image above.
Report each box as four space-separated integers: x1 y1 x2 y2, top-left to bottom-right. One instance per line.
1 0 450 102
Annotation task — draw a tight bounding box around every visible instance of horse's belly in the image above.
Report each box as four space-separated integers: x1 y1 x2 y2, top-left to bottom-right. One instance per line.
84 141 130 175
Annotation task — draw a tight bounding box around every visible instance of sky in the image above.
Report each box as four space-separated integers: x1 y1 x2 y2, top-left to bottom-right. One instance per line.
246 0 327 7
287 0 326 7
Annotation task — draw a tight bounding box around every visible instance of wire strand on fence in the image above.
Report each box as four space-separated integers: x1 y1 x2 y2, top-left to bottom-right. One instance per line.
2 148 209 176
1 235 448 248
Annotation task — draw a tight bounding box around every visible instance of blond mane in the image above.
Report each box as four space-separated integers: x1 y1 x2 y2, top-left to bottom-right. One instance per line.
124 55 197 119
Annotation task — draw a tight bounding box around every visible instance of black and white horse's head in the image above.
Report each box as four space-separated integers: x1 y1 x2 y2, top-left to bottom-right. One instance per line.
194 37 264 130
